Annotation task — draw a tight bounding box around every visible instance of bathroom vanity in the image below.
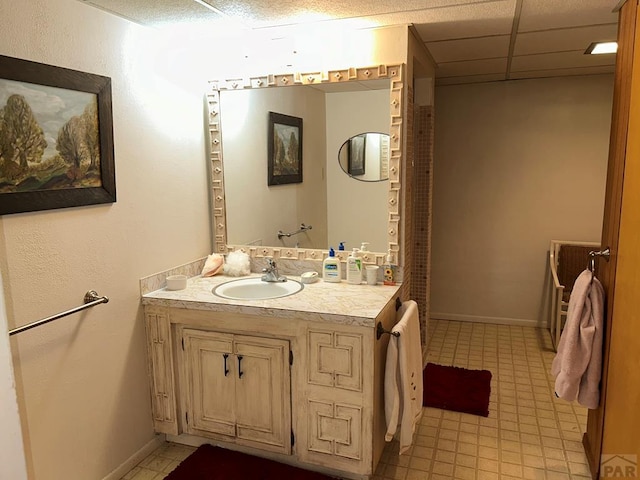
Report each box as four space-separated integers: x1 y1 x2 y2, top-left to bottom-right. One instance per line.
142 273 401 479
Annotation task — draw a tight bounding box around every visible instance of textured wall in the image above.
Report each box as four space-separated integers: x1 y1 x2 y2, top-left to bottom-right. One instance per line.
0 0 211 478
431 75 613 327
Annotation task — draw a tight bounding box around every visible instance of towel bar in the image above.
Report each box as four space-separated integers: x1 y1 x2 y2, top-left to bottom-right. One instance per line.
376 322 400 340
8 290 109 336
277 223 312 240
376 298 403 340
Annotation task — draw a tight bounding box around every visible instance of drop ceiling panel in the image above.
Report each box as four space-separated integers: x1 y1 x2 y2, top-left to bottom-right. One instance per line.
427 35 510 63
437 57 507 77
514 24 619 56
435 73 506 85
510 65 615 80
518 0 619 33
410 0 517 42
81 0 225 25
511 50 616 72
76 0 622 83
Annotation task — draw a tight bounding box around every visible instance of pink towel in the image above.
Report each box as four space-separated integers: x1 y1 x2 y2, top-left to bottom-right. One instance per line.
551 269 604 409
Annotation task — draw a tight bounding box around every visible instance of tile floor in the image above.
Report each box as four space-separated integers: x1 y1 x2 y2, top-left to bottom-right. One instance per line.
122 320 591 480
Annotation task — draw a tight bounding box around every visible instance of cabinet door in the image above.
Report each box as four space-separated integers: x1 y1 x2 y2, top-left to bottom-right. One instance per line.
235 335 291 454
183 329 236 437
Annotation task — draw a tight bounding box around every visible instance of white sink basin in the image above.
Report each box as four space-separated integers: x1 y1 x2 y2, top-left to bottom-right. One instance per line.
212 277 304 300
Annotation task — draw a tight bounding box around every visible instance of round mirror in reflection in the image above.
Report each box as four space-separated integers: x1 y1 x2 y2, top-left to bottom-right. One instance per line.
338 132 390 182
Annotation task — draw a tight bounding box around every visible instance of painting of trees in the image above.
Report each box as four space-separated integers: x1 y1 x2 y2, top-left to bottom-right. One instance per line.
268 112 302 186
0 94 47 170
82 102 100 170
0 79 102 192
0 54 114 215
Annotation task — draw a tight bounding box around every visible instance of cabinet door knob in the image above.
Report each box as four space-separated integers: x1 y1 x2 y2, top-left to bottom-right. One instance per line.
237 355 244 378
223 353 229 377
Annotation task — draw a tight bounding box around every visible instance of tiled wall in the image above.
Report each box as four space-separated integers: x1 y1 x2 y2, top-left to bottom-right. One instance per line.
411 105 435 349
403 84 415 303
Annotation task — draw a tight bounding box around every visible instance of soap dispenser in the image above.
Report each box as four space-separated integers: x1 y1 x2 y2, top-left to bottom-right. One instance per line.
346 248 363 284
383 250 397 286
323 247 342 283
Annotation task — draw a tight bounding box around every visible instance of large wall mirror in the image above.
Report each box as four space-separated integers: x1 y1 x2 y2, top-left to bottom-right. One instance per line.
207 65 404 265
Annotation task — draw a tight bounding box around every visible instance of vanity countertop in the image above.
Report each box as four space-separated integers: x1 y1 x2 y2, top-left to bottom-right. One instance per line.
142 274 401 327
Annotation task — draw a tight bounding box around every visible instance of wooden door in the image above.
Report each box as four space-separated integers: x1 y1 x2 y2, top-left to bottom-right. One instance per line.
599 0 640 468
234 335 291 454
583 0 639 477
183 329 236 437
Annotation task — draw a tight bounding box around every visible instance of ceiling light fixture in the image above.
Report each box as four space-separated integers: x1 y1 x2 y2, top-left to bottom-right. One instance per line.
585 42 618 54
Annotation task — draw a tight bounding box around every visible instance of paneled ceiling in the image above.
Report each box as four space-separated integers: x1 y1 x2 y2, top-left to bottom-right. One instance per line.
78 0 621 85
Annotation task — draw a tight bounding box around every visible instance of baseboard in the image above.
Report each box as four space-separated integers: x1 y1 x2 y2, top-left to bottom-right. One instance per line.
102 435 165 480
430 312 541 328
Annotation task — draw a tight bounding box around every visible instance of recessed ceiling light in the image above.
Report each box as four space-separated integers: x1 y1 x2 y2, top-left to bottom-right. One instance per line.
585 42 618 55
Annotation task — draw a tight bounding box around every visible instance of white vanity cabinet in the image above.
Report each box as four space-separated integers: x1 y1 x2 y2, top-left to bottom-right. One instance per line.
180 328 291 455
142 277 400 480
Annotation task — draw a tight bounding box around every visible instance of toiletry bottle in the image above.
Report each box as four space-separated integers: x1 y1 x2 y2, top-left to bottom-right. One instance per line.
360 242 370 252
383 250 397 286
346 248 363 284
338 242 346 251
323 247 342 283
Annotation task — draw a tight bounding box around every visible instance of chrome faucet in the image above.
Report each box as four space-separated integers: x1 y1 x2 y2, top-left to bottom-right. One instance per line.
261 258 287 282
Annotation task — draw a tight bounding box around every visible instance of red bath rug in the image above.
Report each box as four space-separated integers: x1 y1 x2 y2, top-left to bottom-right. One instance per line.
165 443 335 480
423 363 492 417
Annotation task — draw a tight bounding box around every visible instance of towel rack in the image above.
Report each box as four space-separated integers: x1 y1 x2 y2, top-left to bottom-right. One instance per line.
588 247 610 272
277 223 312 240
376 298 403 340
8 290 109 336
377 322 400 340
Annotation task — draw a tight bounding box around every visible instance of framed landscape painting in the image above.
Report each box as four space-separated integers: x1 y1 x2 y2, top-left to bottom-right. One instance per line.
0 54 115 215
267 111 302 186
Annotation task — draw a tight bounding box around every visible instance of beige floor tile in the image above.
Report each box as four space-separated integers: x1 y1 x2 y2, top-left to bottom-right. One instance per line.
456 453 477 468
477 470 499 480
127 468 161 480
457 442 478 456
522 466 547 479
435 449 456 464
454 465 476 479
405 469 429 480
432 461 454 476
408 456 431 471
384 463 408 479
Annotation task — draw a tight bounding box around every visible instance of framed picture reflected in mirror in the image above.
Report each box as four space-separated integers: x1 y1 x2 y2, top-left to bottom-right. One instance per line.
268 111 302 186
348 134 366 176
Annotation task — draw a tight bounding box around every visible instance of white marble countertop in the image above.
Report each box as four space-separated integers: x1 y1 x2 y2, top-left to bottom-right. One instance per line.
142 274 401 327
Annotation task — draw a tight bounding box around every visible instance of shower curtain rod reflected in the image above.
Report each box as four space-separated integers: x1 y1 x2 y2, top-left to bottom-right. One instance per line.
8 290 109 336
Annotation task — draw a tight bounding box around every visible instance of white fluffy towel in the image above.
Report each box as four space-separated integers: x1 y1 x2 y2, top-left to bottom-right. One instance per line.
551 269 605 409
384 300 423 454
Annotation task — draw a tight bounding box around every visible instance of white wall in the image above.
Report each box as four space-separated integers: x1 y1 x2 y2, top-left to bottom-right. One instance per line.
0 0 210 479
326 89 390 252
0 270 27 480
432 75 613 326
221 86 327 249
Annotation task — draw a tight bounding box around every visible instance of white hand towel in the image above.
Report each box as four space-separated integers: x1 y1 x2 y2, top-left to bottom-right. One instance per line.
384 300 423 454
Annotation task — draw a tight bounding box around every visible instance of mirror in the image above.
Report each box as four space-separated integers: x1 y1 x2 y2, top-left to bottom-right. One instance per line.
338 133 390 181
207 65 404 264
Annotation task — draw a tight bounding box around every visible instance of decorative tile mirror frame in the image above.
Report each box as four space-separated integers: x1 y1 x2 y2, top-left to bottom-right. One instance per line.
206 64 404 268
